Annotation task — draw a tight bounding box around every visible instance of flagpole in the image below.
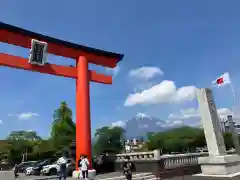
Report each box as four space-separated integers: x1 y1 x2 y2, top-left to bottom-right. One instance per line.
229 82 236 117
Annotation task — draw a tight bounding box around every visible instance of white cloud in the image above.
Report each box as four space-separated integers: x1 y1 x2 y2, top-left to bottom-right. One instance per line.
129 66 164 80
217 108 232 117
18 112 39 120
169 107 233 120
156 119 183 128
124 80 197 106
0 120 3 124
167 107 235 128
8 112 40 120
111 120 126 127
168 108 200 120
105 66 120 78
166 120 183 127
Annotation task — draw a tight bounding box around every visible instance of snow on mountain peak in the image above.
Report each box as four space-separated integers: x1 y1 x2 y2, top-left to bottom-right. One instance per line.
135 113 152 120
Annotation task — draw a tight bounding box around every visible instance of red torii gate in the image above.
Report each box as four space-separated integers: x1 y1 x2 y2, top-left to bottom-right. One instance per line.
0 22 123 169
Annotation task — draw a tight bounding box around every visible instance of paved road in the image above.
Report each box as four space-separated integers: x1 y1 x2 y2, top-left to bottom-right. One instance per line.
0 171 59 180
0 171 204 180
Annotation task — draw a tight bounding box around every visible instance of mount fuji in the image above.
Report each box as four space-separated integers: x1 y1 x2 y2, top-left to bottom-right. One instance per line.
124 113 177 140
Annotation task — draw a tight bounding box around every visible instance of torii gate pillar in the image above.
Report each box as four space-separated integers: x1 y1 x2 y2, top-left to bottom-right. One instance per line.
76 56 92 167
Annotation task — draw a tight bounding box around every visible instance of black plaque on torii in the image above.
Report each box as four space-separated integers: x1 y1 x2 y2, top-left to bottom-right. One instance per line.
29 39 48 66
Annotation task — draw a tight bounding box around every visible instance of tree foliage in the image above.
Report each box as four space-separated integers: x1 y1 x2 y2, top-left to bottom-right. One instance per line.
7 130 41 141
146 126 205 153
223 132 233 150
0 101 76 165
93 126 125 155
51 101 76 150
146 126 235 153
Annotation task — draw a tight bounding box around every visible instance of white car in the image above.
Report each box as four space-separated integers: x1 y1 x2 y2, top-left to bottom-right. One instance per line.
25 167 34 175
41 159 71 176
41 161 59 175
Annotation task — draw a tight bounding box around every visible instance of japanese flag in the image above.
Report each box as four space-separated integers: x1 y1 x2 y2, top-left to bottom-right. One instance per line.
212 72 231 87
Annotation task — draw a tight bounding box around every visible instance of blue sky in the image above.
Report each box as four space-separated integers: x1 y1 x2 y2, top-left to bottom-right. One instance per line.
1 0 240 139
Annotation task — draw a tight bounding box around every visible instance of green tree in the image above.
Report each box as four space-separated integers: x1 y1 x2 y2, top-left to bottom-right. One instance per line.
4 131 43 164
223 132 233 150
29 139 56 160
93 126 125 155
146 126 206 153
0 140 12 161
0 101 77 164
51 101 76 150
6 139 31 164
7 130 41 141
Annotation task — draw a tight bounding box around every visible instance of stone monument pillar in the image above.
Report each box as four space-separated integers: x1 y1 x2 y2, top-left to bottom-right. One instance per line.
195 88 240 179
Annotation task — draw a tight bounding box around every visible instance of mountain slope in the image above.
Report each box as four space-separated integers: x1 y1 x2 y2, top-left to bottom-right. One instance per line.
124 114 169 139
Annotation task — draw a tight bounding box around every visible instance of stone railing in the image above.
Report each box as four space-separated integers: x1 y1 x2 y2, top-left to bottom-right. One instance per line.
116 150 160 162
116 151 208 168
162 152 207 169
116 150 236 169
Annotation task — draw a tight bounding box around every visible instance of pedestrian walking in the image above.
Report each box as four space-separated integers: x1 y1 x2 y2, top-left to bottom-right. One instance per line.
123 156 135 180
13 164 19 179
78 155 89 180
57 152 68 180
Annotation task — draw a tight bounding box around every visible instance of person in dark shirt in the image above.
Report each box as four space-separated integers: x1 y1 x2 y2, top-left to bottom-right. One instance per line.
13 164 19 179
123 156 135 180
77 156 82 179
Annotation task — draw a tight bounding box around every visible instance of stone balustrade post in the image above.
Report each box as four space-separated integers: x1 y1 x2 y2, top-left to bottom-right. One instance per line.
153 150 161 160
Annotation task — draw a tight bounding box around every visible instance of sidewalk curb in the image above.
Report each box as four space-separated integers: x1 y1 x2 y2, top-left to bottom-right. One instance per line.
33 176 58 180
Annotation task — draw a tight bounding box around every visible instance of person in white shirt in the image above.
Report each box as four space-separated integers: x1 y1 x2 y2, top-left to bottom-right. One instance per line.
78 155 89 179
57 153 68 180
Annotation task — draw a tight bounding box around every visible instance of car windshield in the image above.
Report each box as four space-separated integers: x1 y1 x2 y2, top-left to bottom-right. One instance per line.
36 161 46 166
29 162 38 166
19 161 35 166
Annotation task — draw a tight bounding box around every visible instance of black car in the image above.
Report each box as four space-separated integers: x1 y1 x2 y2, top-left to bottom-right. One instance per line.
31 159 56 175
17 161 37 173
67 160 76 176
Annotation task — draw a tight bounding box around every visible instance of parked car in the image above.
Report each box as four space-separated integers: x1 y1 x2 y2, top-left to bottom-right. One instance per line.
24 161 42 176
66 161 76 176
17 161 37 173
40 161 59 176
31 159 56 175
41 159 73 176
25 166 34 176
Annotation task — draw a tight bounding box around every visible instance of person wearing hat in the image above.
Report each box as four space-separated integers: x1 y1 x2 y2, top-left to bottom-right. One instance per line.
123 156 135 180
